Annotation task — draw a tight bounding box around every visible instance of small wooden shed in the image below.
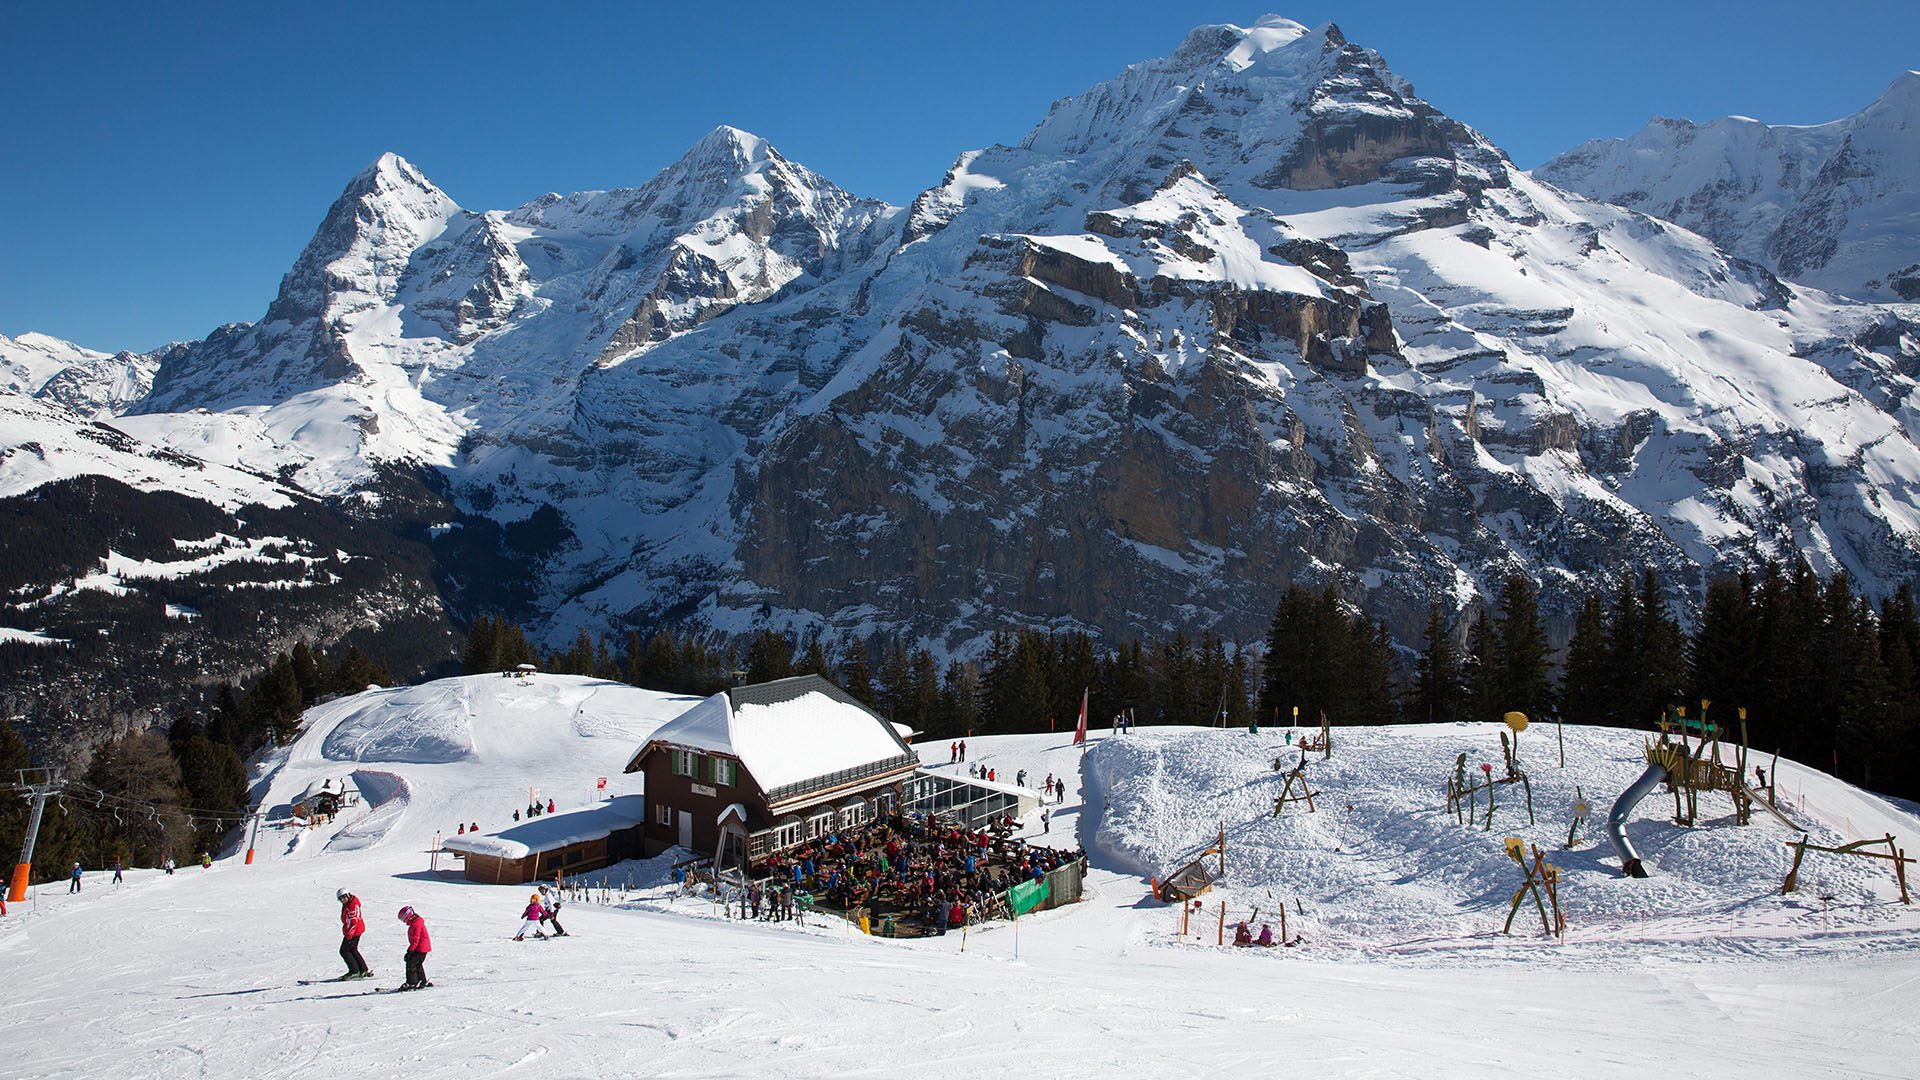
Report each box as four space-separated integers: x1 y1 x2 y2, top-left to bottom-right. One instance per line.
441 795 649 883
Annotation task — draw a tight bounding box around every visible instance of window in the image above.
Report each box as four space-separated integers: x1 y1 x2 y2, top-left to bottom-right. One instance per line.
775 817 804 849
807 810 835 839
711 758 736 787
654 802 671 827
670 750 697 777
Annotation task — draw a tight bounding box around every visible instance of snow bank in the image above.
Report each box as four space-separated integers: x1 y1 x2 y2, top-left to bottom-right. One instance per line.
318 683 476 764
1091 724 1919 949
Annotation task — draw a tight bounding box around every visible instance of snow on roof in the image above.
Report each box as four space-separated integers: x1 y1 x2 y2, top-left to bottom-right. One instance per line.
440 795 649 861
632 675 912 792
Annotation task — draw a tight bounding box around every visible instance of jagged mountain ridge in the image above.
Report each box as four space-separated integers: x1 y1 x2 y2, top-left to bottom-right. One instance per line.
1536 71 1920 303
11 15 1920 670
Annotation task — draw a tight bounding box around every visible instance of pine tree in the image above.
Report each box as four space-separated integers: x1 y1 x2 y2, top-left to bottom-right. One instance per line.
1496 573 1553 721
1464 609 1499 723
1411 603 1464 723
1559 592 1611 725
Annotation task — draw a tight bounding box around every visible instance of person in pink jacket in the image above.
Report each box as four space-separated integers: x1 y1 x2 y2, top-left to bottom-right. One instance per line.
514 893 548 941
397 905 432 989
336 888 370 979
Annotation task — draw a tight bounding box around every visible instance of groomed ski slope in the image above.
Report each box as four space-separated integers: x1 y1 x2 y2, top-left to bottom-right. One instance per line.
1 675 1916 1078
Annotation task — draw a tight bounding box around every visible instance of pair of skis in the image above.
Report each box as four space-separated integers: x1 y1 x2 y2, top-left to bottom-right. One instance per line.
298 973 432 992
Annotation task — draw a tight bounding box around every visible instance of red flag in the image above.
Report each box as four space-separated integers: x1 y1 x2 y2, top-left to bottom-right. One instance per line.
1073 687 1088 745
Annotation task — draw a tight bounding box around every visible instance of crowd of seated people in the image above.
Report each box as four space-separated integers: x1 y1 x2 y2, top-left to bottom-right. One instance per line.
754 812 1084 933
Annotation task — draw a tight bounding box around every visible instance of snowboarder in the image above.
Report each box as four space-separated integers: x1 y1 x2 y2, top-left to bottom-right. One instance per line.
538 884 568 937
112 858 123 885
337 888 370 979
515 893 548 940
397 905 432 989
68 862 82 893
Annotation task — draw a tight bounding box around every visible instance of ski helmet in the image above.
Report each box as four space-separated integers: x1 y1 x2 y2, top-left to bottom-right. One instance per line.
530 892 541 902
337 888 350 901
398 905 415 922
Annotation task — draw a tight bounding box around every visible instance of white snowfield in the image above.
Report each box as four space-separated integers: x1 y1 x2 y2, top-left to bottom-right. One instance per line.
2 674 1916 1077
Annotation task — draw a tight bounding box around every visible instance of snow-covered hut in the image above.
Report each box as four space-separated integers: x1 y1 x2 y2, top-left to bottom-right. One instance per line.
623 674 920 869
291 777 356 821
440 795 649 883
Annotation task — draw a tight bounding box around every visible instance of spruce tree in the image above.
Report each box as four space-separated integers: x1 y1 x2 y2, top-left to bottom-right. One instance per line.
1412 603 1463 723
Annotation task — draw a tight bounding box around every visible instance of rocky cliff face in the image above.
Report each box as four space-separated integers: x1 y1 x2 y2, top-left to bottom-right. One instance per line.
10 15 1920 667
1536 71 1920 303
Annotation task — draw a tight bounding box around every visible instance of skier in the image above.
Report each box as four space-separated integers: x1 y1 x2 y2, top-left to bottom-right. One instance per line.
68 862 82 893
337 888 370 979
1041 809 1050 834
397 905 432 989
112 858 124 885
199 852 211 869
515 893 548 940
163 854 175 876
949 741 957 764
457 823 465 835
538 884 568 937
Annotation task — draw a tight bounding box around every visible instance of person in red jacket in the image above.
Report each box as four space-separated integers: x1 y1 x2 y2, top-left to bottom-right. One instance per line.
397 905 432 989
336 888 370 979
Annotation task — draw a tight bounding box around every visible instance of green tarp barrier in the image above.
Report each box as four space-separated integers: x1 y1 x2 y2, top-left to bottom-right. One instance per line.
1007 877 1049 915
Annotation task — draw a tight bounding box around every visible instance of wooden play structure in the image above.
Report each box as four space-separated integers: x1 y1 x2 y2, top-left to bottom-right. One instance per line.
1272 760 1318 815
1782 833 1912 905
1445 751 1535 829
1296 710 1331 758
1501 837 1565 940
1647 704 1753 826
1154 823 1226 903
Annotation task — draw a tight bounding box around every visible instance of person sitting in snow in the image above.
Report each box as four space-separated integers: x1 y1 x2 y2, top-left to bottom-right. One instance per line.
1256 923 1274 947
515 893 549 940
1233 921 1253 947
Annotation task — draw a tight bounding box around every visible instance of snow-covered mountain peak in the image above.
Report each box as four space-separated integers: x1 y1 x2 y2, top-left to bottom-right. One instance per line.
1537 72 1920 301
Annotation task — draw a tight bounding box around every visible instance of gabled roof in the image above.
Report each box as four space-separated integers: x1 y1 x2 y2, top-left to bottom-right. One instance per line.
625 674 915 792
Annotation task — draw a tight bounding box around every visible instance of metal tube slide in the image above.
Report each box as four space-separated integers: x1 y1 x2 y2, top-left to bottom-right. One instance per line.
1606 763 1667 878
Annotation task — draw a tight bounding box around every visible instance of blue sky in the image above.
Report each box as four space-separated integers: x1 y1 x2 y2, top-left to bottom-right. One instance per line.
5 1 1916 352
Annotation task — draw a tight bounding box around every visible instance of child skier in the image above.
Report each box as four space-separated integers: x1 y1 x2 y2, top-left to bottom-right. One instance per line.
337 888 370 979
397 905 432 989
514 893 548 940
538 884 568 937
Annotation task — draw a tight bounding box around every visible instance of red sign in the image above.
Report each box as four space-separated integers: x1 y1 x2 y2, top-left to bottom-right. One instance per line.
596 777 608 791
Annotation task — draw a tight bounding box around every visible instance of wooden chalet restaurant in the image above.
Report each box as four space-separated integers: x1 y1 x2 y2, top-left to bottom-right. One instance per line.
441 674 1079 927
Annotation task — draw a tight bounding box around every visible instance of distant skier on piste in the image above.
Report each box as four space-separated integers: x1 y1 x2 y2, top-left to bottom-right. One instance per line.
337 888 371 979
397 905 432 989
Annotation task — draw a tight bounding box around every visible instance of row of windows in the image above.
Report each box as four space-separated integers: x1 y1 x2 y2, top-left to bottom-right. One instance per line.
668 749 736 786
